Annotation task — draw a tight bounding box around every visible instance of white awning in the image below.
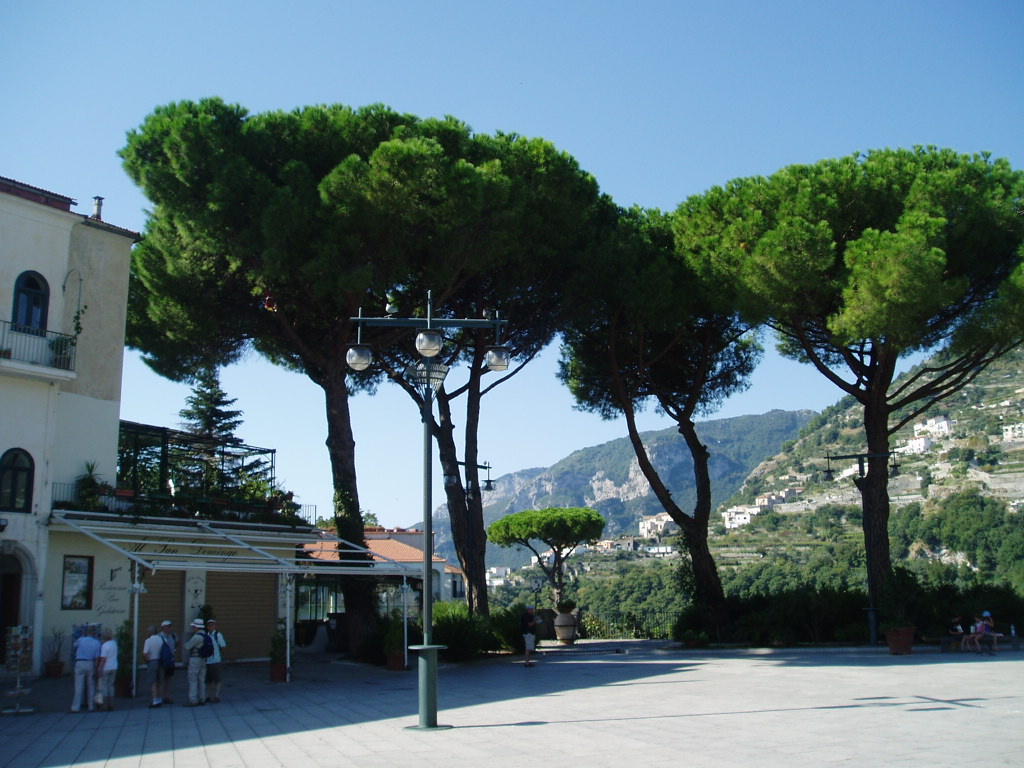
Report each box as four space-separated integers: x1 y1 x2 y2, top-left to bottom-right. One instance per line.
50 511 419 577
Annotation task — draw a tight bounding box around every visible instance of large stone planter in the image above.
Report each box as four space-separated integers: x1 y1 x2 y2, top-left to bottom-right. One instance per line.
885 627 915 655
554 612 577 645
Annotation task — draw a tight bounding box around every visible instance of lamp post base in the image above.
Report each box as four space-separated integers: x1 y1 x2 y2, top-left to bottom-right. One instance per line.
405 644 452 731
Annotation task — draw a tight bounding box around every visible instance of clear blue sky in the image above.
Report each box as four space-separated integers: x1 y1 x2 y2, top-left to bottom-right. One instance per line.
3 1 1022 526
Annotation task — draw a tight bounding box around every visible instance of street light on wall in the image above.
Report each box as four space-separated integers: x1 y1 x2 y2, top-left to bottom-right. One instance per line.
447 461 496 496
822 452 901 482
348 290 508 731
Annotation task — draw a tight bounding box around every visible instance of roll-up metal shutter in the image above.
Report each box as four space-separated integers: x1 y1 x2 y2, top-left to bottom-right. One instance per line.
138 570 185 662
205 572 278 660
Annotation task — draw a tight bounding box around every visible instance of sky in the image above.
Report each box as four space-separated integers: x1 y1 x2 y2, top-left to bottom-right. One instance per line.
3 1 1022 527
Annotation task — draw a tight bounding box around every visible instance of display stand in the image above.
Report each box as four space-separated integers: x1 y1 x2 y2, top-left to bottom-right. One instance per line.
3 626 35 715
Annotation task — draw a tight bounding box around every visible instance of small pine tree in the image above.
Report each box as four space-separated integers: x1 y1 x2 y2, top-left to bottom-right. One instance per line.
176 367 271 496
179 368 244 443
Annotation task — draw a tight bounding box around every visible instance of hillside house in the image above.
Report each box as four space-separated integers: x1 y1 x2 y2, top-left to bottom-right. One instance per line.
638 511 679 538
754 488 800 508
593 537 640 553
902 435 934 454
722 504 763 530
914 415 952 438
641 545 675 557
1003 423 1024 442
486 566 513 588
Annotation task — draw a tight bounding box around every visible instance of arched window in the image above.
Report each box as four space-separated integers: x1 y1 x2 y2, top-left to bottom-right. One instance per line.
12 272 49 334
0 449 34 513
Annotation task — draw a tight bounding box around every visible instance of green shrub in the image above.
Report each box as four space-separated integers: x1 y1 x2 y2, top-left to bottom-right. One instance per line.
361 612 422 666
431 602 501 662
671 578 1024 647
490 604 531 652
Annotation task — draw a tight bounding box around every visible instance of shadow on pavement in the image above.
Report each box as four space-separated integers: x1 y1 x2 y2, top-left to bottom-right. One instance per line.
0 639 1018 767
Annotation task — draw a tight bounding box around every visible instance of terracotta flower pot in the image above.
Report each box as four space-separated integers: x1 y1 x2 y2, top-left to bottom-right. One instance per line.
885 627 916 655
386 652 407 671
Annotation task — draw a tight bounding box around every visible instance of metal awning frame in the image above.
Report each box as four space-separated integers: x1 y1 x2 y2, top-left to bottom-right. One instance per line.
49 511 424 688
49 511 419 577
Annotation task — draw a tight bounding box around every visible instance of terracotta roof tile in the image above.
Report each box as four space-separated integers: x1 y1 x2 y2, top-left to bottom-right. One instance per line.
303 537 443 564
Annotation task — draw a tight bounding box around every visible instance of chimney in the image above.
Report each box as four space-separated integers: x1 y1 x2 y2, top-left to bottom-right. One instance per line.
92 196 104 220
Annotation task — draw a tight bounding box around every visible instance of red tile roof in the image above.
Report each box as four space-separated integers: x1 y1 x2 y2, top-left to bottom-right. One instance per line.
0 175 75 210
304 537 444 565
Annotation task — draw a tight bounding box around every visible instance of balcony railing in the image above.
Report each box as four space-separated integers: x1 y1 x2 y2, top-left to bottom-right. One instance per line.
51 482 317 526
0 320 77 371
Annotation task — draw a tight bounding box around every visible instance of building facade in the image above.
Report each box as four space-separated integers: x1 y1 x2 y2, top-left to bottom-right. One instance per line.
1 178 425 678
1 177 137 670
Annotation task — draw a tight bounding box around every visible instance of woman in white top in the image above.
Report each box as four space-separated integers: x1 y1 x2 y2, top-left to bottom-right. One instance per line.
96 628 118 711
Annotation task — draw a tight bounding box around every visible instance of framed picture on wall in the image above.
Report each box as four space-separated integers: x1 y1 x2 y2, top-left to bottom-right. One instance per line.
61 555 93 610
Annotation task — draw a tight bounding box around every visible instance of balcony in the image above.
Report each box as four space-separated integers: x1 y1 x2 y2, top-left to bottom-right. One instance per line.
0 320 77 372
51 481 317 526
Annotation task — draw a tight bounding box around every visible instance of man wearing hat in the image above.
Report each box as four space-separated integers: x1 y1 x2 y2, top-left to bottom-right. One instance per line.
183 618 210 706
158 620 178 703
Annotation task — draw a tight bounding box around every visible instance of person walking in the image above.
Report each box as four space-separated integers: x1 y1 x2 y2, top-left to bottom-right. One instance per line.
69 625 101 713
204 619 227 703
96 627 118 711
520 606 538 667
183 618 209 706
142 625 166 708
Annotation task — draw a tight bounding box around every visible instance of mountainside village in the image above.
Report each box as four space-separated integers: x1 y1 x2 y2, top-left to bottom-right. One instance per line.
486 381 1024 588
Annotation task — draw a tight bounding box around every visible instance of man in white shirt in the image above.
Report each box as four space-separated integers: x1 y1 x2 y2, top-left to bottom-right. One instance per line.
142 623 172 708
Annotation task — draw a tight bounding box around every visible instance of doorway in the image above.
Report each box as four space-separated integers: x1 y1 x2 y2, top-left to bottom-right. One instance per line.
0 554 23 663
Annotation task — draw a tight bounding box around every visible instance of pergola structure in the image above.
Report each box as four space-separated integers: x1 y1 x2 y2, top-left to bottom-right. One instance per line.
49 511 418 686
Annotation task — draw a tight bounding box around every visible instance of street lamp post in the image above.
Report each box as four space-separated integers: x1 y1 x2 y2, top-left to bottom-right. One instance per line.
821 451 901 645
348 291 508 730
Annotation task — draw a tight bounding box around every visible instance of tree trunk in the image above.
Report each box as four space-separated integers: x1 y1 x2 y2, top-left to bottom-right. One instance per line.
435 389 491 616
676 419 728 632
322 368 376 657
619 398 728 633
856 389 895 612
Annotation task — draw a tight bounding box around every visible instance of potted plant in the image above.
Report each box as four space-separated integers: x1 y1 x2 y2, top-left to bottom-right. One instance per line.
878 568 919 655
382 614 408 671
883 624 916 655
114 620 134 698
554 599 578 645
45 629 66 677
269 619 288 682
0 347 11 359
678 628 710 648
76 461 112 511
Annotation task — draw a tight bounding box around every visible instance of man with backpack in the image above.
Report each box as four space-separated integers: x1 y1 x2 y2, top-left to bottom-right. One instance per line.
204 618 228 703
143 623 175 708
158 620 178 703
183 618 213 706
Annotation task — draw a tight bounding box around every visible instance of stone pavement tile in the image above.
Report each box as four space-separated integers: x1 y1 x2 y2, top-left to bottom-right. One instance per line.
2 645 1022 767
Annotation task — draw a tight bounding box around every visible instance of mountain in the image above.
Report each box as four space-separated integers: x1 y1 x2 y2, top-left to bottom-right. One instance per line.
430 409 816 568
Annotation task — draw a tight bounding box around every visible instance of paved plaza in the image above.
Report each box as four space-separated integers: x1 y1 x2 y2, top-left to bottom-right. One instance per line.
2 641 1022 767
